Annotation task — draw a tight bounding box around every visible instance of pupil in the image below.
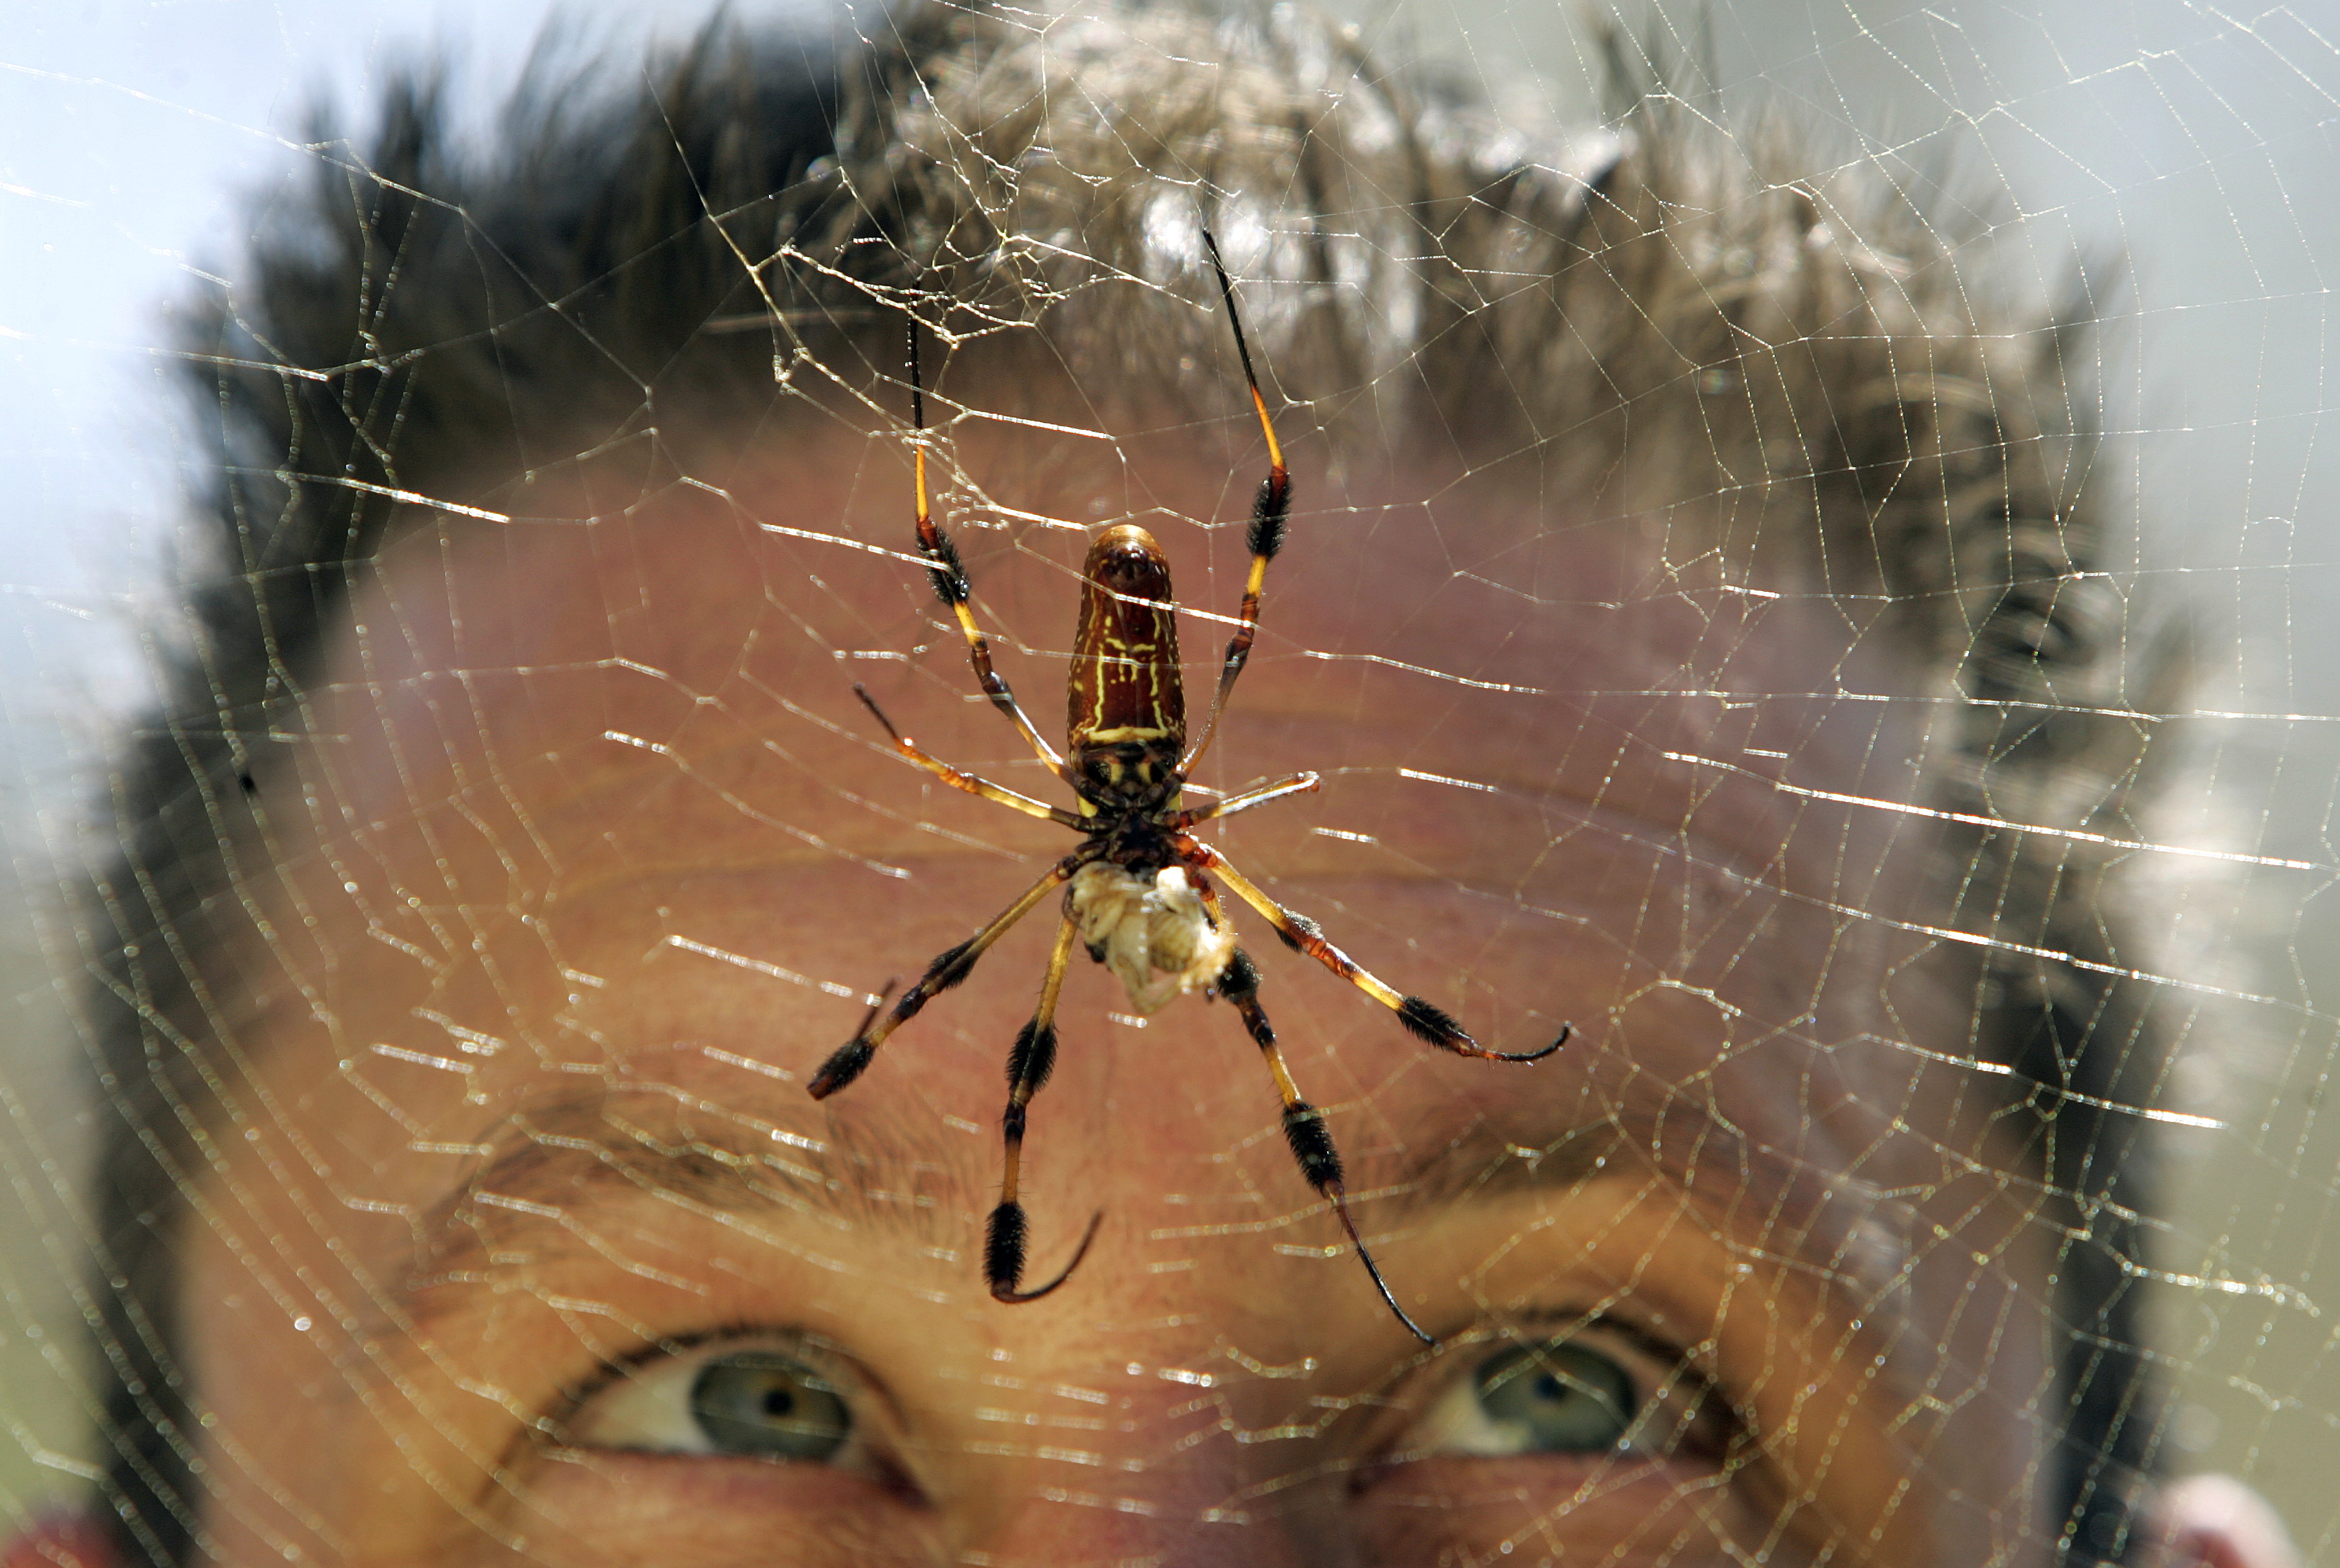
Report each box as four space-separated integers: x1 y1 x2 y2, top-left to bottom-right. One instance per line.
687 1351 851 1462
1473 1339 1641 1454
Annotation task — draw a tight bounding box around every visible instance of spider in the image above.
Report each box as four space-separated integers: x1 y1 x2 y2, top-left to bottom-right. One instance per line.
807 233 1569 1345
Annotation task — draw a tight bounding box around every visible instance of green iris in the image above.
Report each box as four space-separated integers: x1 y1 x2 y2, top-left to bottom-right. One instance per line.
687 1350 852 1460
1472 1339 1641 1453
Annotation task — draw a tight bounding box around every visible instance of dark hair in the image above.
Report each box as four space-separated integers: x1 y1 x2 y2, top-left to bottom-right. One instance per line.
84 3 2172 1561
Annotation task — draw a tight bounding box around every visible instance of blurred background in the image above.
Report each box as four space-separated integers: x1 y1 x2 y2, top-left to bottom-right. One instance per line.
4 0 2336 1556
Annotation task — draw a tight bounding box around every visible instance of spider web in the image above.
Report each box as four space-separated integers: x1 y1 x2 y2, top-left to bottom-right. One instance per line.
0 0 2334 1564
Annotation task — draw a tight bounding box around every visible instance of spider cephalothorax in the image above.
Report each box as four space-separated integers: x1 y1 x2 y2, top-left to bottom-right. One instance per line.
807 233 1568 1345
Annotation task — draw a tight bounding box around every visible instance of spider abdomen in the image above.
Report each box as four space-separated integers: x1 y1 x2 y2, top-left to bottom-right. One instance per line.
1065 861 1235 1016
1068 524 1184 765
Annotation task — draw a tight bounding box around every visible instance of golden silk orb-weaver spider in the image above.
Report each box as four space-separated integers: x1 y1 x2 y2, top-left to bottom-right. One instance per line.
807 233 1570 1346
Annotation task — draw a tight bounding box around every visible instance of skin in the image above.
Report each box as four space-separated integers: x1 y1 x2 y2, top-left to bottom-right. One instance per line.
55 400 2291 1567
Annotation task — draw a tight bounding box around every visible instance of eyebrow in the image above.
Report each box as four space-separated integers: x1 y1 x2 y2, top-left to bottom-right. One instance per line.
400 1076 1646 1316
1351 1115 1633 1212
404 1083 981 1310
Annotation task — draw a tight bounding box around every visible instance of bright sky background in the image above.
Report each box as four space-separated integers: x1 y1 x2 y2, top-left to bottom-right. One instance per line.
10 0 2335 750
4 0 772 752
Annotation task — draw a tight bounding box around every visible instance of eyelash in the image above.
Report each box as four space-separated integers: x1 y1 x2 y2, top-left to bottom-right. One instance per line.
551 1326 854 1439
547 1314 1738 1470
560 1329 723 1420
1392 1312 1738 1462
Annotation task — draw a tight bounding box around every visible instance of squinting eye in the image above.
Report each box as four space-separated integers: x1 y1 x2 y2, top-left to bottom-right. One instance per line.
1473 1341 1638 1453
563 1339 860 1465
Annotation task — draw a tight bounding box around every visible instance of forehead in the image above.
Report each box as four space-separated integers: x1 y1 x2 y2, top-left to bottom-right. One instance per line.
328 406 1929 853
256 413 1977 1195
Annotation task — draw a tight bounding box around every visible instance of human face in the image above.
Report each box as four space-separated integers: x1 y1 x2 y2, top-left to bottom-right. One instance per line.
178 408 2056 1568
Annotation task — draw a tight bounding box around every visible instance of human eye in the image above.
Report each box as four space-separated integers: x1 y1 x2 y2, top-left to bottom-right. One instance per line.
1399 1319 1731 1463
1358 1320 1787 1568
558 1332 882 1471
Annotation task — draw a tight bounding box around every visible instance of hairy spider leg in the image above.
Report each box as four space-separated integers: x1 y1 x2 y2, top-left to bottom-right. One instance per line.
986 917 1105 1302
1177 835 1571 1064
1180 228 1292 775
807 848 1101 1098
1173 770 1320 829
905 318 1072 783
1213 947 1435 1346
853 682 1085 828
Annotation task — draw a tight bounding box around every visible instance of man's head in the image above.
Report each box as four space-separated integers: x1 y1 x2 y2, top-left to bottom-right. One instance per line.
63 3 2255 1565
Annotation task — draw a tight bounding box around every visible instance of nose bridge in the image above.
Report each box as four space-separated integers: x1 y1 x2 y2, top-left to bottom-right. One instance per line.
978 1463 1345 1568
968 1376 1355 1568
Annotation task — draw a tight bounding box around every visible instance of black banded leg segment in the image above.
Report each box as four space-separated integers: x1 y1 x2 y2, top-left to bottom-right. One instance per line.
807 849 1099 1100
903 316 1070 781
1180 838 1570 1064
1183 229 1294 774
1217 949 1435 1346
987 918 1102 1302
